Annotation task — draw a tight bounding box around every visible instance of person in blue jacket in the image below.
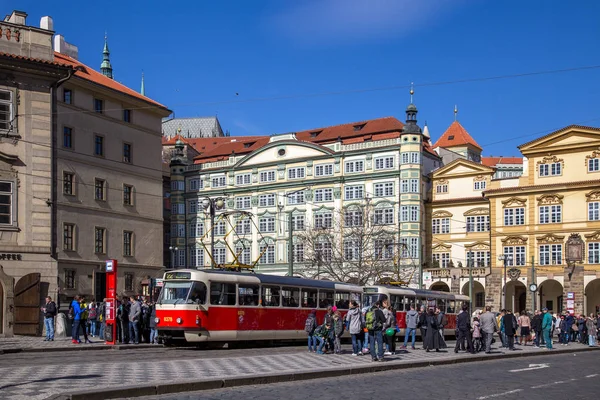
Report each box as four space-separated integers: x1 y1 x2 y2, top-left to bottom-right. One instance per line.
70 295 82 344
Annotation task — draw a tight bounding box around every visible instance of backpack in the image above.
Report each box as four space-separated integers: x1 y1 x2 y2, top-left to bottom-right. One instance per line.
304 315 316 333
67 306 74 320
365 309 382 331
88 307 97 319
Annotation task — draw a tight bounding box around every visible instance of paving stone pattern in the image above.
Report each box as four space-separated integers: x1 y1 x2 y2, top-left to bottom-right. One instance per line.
0 341 593 400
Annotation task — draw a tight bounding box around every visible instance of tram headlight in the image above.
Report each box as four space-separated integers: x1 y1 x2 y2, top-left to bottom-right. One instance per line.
154 317 160 324
176 317 183 324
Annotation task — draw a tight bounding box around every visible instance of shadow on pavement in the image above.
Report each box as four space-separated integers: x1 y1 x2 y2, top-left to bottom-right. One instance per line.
0 374 102 391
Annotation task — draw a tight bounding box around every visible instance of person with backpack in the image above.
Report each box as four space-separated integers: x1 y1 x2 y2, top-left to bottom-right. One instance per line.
304 310 318 352
88 302 98 337
70 295 83 344
41 296 57 341
313 322 332 354
98 300 106 340
332 311 344 354
383 305 397 355
344 301 364 356
366 301 386 362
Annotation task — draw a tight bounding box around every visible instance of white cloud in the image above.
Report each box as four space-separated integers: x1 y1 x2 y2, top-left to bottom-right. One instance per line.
269 0 458 44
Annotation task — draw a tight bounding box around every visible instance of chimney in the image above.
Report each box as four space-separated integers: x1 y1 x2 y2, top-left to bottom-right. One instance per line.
54 34 79 60
5 10 27 25
40 16 53 30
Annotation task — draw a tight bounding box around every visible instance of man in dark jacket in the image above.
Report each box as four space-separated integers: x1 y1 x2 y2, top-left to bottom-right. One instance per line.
455 304 474 353
367 302 386 362
417 306 427 349
502 310 518 350
531 310 543 347
42 296 57 341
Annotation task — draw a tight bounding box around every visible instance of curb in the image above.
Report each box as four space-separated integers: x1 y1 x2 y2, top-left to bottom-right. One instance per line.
51 346 600 400
1 343 160 355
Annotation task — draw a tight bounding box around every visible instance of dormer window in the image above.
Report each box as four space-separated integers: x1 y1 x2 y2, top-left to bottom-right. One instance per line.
310 130 322 138
353 124 366 131
244 142 254 148
448 135 455 140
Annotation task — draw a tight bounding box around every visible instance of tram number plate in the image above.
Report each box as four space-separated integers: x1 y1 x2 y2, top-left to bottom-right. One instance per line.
163 317 173 322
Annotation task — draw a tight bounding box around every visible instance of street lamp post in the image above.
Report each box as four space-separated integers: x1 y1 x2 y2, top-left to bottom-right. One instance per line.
200 197 226 269
169 246 178 269
498 254 513 310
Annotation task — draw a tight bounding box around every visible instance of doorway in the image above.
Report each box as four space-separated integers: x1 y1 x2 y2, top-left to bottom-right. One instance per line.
94 272 106 303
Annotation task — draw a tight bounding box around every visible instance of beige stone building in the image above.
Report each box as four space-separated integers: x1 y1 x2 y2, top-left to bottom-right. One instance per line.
0 10 170 336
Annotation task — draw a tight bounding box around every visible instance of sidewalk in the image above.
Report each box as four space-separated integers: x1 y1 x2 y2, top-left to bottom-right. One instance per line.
0 340 597 400
0 335 157 354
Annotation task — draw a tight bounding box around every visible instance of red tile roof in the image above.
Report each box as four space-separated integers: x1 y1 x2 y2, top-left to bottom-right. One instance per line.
433 121 482 151
54 52 169 110
0 51 72 67
162 135 266 155
481 156 523 167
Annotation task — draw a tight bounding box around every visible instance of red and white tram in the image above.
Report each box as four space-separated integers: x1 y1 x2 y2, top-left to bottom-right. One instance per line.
155 269 363 344
155 269 470 344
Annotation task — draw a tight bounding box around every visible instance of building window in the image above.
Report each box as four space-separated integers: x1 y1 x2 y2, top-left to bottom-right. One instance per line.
189 179 201 191
374 239 394 260
315 188 333 202
409 237 419 258
235 244 251 265
63 172 74 195
432 218 450 234
589 202 600 221
475 292 485 308
409 205 419 222
292 243 305 262
401 153 409 164
436 184 448 194
94 179 106 200
344 160 364 173
410 152 420 164
63 223 75 251
344 185 364 200
64 269 76 289
94 227 106 254
314 212 332 229
374 156 394 170
94 98 104 113
211 176 226 188
539 205 561 224
589 159 600 172
343 239 360 261
94 135 104 156
235 219 251 235
589 243 600 264
189 247 204 267
177 249 186 267
259 216 275 232
504 208 525 226
540 244 562 265
539 162 561 177
474 181 486 191
467 251 490 267
374 182 394 197
259 170 276 182
344 209 363 227
374 208 394 225
123 231 133 256
236 173 251 186
0 90 13 130
466 215 489 232
63 127 73 148
124 273 134 291
214 221 226 236
288 167 306 179
123 143 132 163
292 214 305 230
123 184 133 205
315 242 332 262
259 194 276 207
315 164 333 177
189 200 198 214
410 179 419 193
258 243 275 264
123 109 132 123
171 203 185 215
235 196 251 209
287 191 305 205
503 246 526 266
433 253 450 268
400 206 409 222
171 180 185 191
63 89 72 105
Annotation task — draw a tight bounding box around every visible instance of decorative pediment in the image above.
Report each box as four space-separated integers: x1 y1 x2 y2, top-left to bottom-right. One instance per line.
535 155 564 172
432 210 453 218
586 190 600 202
585 148 600 165
585 231 600 241
432 243 452 252
501 197 527 208
465 241 489 250
501 236 528 245
432 158 495 179
464 207 489 216
435 179 449 185
536 233 565 244
474 175 487 182
537 194 563 205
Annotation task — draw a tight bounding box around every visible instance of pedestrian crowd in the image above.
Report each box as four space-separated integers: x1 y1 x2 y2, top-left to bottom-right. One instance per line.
304 302 599 361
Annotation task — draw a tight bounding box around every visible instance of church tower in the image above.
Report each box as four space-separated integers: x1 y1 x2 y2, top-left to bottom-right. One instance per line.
100 34 113 79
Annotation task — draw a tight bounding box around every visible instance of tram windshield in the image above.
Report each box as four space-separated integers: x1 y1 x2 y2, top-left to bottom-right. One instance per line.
159 281 207 305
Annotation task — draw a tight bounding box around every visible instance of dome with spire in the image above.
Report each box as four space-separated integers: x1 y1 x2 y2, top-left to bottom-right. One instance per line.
100 33 113 79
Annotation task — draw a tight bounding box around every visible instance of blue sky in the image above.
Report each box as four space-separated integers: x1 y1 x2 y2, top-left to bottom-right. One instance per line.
14 0 600 156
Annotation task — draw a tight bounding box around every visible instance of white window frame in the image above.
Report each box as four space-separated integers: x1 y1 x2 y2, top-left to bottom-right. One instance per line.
235 243 252 265
259 194 276 207
291 214 305 230
259 216 275 232
259 170 276 183
0 89 13 131
259 243 275 264
410 152 420 164
432 218 450 234
474 181 486 191
401 153 409 164
589 158 600 173
503 246 526 266
287 191 305 205
374 156 394 170
344 160 364 174
539 205 561 224
401 179 409 193
189 178 201 191
344 185 364 200
315 164 333 177
314 212 333 229
504 207 525 226
410 179 419 193
466 215 489 232
589 242 600 264
235 219 251 235
235 196 251 209
314 188 333 202
539 244 562 265
235 173 252 186
374 182 394 197
539 162 561 177
400 206 408 222
374 208 394 225
409 205 419 222
436 184 448 194
212 175 226 188
288 167 306 180
588 202 600 221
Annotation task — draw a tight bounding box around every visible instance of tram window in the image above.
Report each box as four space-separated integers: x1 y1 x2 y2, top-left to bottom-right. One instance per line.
301 288 317 308
436 298 446 312
238 285 259 306
334 292 350 309
210 282 237 305
390 295 403 311
187 281 207 304
281 287 300 307
447 300 456 314
318 290 334 308
261 286 281 307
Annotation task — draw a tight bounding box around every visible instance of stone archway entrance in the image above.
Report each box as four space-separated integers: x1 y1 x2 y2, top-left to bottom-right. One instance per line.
539 279 563 314
14 273 41 335
585 279 600 315
462 281 486 310
504 280 526 314
430 281 450 292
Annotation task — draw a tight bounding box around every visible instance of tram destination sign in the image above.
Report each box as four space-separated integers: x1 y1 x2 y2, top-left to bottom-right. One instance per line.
165 271 192 280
